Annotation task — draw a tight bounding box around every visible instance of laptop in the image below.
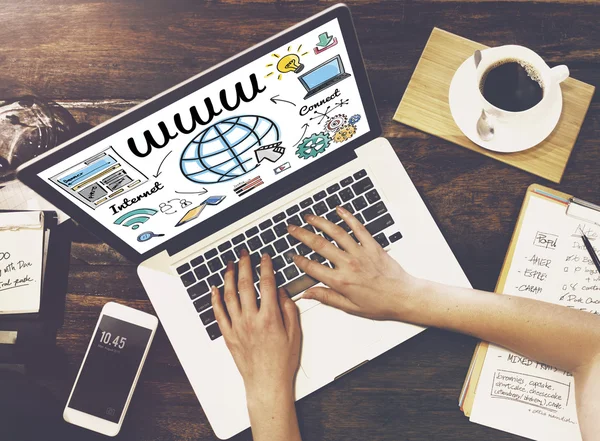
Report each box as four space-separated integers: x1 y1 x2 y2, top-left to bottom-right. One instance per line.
299 54 352 99
17 4 471 439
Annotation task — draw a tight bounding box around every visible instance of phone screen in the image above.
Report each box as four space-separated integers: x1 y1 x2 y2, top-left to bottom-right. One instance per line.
68 315 152 423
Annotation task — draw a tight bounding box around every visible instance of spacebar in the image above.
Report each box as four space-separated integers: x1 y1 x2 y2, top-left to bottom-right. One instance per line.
283 274 318 298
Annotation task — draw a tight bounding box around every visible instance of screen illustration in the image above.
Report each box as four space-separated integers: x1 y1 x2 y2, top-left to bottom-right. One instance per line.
50 147 148 209
180 115 280 184
39 18 370 254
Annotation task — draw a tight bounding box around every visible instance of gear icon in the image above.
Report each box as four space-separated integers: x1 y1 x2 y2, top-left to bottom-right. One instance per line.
333 124 356 143
324 114 347 132
348 114 361 125
296 132 331 159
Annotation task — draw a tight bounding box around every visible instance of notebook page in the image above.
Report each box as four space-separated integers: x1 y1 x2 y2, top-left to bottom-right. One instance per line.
0 212 45 314
469 193 600 441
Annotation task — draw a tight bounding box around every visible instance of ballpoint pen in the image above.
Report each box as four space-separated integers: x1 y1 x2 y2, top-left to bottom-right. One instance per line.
581 233 600 274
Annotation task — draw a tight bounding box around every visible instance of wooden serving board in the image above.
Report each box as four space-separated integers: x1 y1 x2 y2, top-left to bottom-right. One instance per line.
393 28 595 183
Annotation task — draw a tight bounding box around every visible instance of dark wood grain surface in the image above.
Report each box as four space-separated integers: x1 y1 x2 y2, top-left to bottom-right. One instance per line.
1 1 599 440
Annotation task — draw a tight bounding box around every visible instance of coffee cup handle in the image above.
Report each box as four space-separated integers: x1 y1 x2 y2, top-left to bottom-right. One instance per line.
551 65 570 84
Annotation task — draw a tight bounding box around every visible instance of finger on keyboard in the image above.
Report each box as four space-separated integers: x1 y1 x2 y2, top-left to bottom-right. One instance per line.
223 261 241 318
304 212 360 254
237 250 258 312
287 224 347 264
292 255 335 290
258 254 278 311
211 286 231 335
336 205 380 250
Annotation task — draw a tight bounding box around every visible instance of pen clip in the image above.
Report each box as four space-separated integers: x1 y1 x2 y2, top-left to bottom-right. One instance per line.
566 198 600 227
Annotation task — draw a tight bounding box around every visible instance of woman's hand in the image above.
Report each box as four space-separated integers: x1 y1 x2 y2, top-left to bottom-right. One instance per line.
288 205 425 321
211 250 302 441
211 250 301 400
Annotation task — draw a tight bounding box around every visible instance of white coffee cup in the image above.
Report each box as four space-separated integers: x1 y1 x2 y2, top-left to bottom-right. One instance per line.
474 45 569 141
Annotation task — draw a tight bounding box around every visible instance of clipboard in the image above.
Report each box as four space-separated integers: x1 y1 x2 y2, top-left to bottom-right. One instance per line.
459 183 600 416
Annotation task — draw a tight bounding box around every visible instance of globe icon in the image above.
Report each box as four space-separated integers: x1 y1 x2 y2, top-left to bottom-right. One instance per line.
180 115 280 184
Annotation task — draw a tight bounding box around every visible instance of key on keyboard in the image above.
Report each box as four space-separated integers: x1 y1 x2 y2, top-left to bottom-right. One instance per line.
287 215 302 226
326 194 341 210
274 238 288 253
176 263 190 275
274 222 287 237
259 219 273 230
200 308 216 326
218 241 231 252
300 197 313 208
247 236 262 251
204 248 218 259
194 264 209 280
232 234 245 245
191 255 204 267
314 201 328 215
352 177 373 195
260 229 276 244
313 190 327 201
363 201 387 222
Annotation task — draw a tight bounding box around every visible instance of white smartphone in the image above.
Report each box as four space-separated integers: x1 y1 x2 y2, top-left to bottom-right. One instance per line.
63 302 158 436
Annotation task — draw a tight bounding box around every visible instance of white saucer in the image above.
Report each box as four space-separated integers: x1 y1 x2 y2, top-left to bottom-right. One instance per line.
448 54 562 153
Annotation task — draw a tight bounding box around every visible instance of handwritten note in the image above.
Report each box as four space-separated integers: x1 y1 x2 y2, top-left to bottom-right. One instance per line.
469 194 600 440
0 212 44 314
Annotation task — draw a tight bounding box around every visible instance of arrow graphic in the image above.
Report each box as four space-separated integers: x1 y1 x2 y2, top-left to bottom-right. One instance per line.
293 123 310 147
153 151 172 178
270 95 297 107
314 33 338 54
175 188 208 195
316 32 334 48
255 142 285 163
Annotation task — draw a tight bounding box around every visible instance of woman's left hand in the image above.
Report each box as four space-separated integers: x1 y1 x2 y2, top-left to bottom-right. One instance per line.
211 250 301 402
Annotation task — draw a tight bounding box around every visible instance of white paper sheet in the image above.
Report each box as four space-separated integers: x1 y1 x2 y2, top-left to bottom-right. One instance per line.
0 211 45 314
0 179 68 223
470 194 600 441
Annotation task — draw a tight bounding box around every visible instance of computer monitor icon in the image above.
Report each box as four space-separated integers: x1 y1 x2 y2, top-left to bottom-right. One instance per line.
298 55 352 100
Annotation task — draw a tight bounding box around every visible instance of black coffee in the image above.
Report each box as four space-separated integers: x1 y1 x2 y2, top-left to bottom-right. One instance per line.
481 60 543 112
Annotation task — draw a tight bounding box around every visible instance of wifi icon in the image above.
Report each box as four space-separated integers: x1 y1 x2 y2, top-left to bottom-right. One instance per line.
114 208 158 230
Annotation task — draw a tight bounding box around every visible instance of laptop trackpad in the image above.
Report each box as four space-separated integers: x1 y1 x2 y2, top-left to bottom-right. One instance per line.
299 303 381 379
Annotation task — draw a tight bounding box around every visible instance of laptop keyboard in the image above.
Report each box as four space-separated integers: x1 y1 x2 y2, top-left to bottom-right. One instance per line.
175 169 402 341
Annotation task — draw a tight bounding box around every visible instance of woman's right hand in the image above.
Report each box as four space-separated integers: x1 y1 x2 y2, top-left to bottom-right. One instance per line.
287 205 426 321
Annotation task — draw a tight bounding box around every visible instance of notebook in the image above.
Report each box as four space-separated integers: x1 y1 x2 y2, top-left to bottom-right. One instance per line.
459 184 600 440
0 211 48 315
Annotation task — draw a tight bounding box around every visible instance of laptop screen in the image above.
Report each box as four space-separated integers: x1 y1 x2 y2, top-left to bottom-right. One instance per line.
35 13 372 256
300 56 344 90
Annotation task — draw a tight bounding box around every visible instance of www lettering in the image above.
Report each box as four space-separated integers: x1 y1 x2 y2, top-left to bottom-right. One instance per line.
127 74 266 158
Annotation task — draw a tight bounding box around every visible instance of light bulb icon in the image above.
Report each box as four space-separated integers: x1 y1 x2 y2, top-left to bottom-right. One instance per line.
277 54 304 74
265 45 309 80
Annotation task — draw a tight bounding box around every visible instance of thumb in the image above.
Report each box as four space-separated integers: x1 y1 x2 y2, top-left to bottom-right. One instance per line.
278 288 299 334
303 287 358 313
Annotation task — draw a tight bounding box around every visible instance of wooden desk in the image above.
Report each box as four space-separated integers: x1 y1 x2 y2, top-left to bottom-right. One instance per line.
2 1 598 440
